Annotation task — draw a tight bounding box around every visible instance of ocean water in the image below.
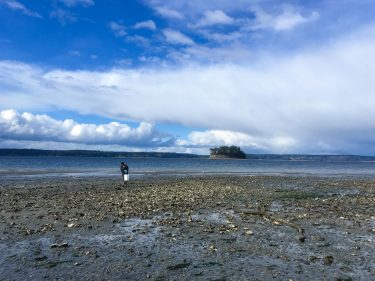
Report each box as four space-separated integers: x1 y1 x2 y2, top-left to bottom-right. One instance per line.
1 156 375 179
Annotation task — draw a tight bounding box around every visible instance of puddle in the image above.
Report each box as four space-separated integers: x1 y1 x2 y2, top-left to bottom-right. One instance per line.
88 234 126 244
81 218 163 246
191 210 240 225
116 218 161 245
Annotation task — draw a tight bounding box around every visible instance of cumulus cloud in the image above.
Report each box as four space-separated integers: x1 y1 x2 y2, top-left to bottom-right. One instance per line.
126 35 150 47
194 10 234 28
154 6 185 19
109 21 126 37
1 24 375 154
163 29 195 45
134 20 156 30
178 130 297 153
1 0 41 18
250 6 319 31
50 8 76 24
0 109 173 147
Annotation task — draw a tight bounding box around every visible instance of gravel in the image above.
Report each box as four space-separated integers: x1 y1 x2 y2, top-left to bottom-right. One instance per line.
0 175 374 281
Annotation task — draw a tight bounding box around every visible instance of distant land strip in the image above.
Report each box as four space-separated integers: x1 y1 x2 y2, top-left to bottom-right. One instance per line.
0 149 205 158
1 149 375 161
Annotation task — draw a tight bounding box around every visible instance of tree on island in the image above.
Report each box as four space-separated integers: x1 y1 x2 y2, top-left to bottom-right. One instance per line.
210 145 247 159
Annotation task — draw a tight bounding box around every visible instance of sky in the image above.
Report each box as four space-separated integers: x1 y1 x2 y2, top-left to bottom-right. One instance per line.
1 0 375 155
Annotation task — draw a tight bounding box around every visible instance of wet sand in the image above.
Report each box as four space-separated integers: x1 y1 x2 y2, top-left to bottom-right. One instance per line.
0 175 374 281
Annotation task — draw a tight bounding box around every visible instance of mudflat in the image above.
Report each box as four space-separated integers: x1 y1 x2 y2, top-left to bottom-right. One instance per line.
0 175 374 281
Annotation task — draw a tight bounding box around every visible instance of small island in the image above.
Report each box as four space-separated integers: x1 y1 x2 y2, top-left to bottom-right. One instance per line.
209 145 247 159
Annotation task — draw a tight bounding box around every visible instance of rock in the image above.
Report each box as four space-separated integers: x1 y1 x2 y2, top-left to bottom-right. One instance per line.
298 235 306 242
51 242 69 248
309 256 319 262
67 223 75 228
245 230 254 235
35 256 47 261
323 255 334 265
311 235 325 241
58 242 69 248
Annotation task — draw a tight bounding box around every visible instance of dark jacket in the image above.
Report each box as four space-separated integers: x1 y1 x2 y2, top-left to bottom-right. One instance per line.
120 163 129 175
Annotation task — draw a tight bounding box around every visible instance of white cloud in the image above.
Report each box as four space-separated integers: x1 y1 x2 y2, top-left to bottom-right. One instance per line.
194 10 234 28
0 109 172 147
198 30 242 43
250 6 319 31
154 6 185 19
134 20 156 30
163 29 195 45
1 0 41 18
127 35 150 47
109 21 126 37
50 8 76 24
179 130 297 153
1 25 375 154
166 44 253 64
59 0 94 7
183 130 261 149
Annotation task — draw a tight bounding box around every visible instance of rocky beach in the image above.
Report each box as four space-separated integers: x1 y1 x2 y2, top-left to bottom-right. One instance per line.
0 175 374 281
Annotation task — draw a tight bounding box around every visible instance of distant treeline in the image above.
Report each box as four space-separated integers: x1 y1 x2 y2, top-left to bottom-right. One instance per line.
0 149 206 158
1 149 374 161
245 154 375 161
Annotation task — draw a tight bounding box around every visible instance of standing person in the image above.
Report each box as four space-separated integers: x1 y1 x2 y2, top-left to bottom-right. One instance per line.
120 162 129 188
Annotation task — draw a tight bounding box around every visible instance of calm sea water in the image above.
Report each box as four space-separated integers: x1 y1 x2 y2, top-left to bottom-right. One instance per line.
1 156 375 179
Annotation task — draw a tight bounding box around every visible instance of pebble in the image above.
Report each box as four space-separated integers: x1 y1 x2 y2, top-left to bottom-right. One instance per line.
323 256 334 265
310 235 325 241
35 256 47 261
298 235 306 242
51 242 69 248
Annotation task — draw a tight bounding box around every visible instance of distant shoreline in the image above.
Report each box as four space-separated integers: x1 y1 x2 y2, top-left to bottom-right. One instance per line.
1 148 375 161
209 154 247 160
0 149 206 158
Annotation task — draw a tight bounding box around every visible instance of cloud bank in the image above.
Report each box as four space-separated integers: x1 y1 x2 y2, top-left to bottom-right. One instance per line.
0 109 298 154
1 24 375 154
250 6 319 31
0 109 173 147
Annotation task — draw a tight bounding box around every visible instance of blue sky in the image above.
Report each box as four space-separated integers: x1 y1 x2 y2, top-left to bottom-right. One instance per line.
1 0 375 155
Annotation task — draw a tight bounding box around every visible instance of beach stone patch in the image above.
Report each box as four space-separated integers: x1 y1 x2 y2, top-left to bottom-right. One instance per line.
1 175 375 280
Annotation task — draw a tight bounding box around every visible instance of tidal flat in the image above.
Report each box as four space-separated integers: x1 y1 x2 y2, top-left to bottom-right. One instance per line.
0 175 374 281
